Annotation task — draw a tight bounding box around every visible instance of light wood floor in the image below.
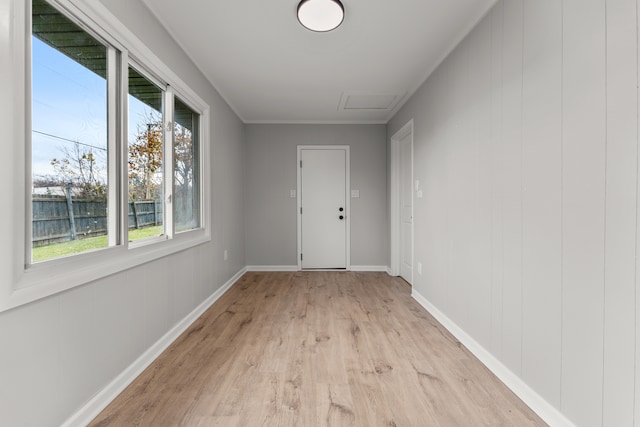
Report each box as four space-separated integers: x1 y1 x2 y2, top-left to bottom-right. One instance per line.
90 272 546 426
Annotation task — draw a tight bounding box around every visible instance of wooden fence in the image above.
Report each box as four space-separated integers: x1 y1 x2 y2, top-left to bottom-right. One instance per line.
32 196 163 247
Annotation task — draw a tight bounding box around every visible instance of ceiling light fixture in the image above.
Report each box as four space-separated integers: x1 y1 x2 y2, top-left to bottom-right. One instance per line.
297 0 344 32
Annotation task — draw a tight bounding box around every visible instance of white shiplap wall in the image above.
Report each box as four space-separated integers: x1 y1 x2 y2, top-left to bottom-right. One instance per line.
388 0 638 426
604 3 638 427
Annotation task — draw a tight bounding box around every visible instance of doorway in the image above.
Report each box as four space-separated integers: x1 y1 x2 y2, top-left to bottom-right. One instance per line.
297 146 350 269
390 120 414 284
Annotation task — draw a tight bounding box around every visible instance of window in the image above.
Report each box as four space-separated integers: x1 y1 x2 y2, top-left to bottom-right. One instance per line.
29 0 206 262
174 97 200 233
31 0 111 261
127 65 166 242
1 0 211 312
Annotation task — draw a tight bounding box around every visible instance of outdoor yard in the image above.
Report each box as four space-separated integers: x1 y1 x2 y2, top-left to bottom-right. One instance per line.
32 226 163 262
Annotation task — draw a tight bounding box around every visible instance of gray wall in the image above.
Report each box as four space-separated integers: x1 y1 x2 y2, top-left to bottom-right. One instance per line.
245 124 388 267
388 1 638 426
0 0 245 425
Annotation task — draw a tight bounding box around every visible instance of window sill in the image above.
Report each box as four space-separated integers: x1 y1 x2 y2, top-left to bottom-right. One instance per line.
1 229 210 313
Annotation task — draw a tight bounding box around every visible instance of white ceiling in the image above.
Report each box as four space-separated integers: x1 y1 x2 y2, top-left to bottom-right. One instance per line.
141 0 497 124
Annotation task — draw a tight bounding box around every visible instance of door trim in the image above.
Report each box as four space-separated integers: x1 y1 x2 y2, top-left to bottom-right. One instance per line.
297 145 351 270
390 120 414 281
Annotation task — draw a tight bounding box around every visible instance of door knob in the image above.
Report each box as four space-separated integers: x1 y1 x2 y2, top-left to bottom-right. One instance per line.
339 215 344 220
339 207 344 212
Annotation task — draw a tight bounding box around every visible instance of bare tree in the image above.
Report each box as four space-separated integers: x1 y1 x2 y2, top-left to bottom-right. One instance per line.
49 142 106 198
173 120 198 229
174 124 194 189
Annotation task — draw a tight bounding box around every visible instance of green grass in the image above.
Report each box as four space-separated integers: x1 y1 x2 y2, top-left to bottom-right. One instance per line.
128 225 164 241
32 226 164 262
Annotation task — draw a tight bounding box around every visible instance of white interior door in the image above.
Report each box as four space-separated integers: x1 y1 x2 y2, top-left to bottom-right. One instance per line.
400 133 413 282
300 148 347 269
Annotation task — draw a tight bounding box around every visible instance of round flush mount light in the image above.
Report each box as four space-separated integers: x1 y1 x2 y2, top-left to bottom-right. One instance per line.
297 0 345 32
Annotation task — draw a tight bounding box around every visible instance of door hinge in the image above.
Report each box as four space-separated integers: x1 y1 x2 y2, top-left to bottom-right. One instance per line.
300 160 302 168
301 253 303 261
300 207 303 214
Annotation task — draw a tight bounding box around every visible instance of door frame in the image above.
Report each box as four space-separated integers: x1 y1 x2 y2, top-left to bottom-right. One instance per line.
390 120 414 281
297 145 351 270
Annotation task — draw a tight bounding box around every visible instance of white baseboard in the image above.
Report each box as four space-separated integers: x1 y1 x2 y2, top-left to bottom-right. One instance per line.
245 265 390 273
411 289 575 427
246 265 298 272
62 266 248 427
349 265 389 272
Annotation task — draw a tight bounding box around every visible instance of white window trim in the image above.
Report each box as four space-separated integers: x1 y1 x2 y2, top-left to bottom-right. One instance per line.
0 0 211 313
125 61 172 247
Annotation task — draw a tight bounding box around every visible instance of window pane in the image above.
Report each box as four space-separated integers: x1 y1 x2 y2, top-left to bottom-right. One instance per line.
31 0 109 262
127 66 164 242
174 97 200 232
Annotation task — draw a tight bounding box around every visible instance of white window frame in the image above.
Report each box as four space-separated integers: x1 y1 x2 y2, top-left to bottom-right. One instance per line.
0 0 211 313
126 61 172 247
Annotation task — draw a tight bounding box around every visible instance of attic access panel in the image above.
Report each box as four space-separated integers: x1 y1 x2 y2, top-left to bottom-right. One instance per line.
338 91 406 112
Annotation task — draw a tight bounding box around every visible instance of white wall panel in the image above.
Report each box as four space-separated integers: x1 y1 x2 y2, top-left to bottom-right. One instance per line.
170 250 196 324
418 66 442 301
429 62 453 310
520 0 563 406
144 258 172 343
95 268 148 376
636 1 640 425
603 2 638 426
439 56 458 318
59 284 101 414
445 40 473 329
490 2 505 359
91 274 138 395
467 18 494 351
500 0 524 376
561 1 607 425
0 298 63 426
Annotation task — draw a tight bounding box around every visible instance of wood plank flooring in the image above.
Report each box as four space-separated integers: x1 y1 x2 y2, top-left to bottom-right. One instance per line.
90 272 546 426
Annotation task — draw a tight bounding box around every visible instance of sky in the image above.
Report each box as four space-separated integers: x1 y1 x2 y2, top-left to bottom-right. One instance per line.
31 36 156 182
